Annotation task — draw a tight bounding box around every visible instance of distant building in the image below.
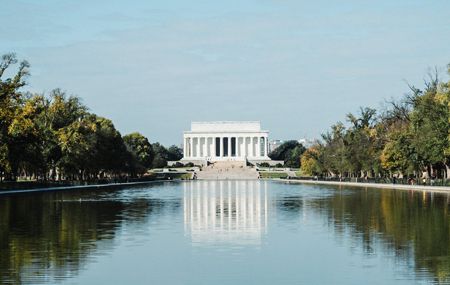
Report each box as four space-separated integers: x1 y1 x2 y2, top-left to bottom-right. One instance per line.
298 138 314 148
269 139 284 153
269 138 314 153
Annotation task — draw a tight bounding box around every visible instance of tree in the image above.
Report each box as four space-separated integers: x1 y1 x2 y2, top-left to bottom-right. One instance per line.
321 122 348 177
344 107 381 178
57 115 97 179
57 114 130 180
7 94 49 180
0 52 163 182
269 140 306 168
300 145 323 176
380 129 415 176
45 90 88 180
440 65 450 176
123 132 154 176
92 116 129 176
151 143 169 168
0 53 30 180
409 77 449 178
167 145 183 161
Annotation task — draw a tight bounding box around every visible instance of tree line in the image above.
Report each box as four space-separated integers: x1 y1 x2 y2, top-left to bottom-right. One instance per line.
301 65 450 180
268 140 306 168
0 53 182 182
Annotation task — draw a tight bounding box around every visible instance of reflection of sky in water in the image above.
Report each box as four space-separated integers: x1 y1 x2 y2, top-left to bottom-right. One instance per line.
184 180 268 246
0 181 449 285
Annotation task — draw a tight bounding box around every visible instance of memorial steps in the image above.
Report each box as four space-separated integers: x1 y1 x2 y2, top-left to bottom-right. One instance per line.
196 161 259 180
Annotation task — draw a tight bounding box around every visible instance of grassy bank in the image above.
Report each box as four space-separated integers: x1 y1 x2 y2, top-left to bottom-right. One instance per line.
259 172 289 179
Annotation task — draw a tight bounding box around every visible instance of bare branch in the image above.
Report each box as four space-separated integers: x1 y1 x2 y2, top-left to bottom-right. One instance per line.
0 53 17 78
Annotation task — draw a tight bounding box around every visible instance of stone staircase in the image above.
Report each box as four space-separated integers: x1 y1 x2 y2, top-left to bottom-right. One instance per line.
195 161 259 180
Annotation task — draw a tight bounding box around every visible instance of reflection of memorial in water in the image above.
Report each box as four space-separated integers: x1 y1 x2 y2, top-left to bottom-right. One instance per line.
183 180 269 245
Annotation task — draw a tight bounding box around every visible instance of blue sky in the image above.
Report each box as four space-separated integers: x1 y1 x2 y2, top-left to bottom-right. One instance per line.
1 0 449 145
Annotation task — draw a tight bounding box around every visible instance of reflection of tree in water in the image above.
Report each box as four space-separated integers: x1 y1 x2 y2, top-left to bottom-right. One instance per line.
276 188 450 284
0 188 172 285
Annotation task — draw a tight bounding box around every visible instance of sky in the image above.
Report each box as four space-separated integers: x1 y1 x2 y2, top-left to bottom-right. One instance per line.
1 0 449 145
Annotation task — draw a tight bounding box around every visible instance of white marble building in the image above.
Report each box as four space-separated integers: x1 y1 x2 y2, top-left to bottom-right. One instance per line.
180 121 276 165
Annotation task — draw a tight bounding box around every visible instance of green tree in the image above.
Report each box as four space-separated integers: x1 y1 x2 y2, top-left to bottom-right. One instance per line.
151 143 169 168
7 94 49 179
92 116 129 176
57 115 97 179
167 145 183 161
46 89 87 180
123 132 154 176
321 122 348 177
0 53 157 182
58 114 129 180
380 129 415 175
409 77 449 178
0 53 30 180
269 140 306 168
300 145 323 176
344 107 381 178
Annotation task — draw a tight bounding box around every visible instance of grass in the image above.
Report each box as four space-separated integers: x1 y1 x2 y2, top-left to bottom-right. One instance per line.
178 173 193 180
259 172 289 179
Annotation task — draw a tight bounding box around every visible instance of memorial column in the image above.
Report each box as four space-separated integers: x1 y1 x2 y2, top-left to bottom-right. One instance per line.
256 137 261 158
207 137 210 157
196 137 200 158
243 137 247 157
189 137 193 158
263 137 267 156
237 137 241 157
265 136 269 157
202 137 207 158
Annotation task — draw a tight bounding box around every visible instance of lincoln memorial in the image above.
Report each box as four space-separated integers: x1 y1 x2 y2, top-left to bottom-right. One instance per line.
179 121 278 166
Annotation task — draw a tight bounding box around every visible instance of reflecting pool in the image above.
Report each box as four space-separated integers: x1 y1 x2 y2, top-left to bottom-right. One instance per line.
0 181 449 284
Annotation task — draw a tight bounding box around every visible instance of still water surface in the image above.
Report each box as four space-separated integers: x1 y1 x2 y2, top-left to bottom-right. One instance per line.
0 181 449 284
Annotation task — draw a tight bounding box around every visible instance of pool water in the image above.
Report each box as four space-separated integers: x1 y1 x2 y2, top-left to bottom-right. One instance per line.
0 180 449 284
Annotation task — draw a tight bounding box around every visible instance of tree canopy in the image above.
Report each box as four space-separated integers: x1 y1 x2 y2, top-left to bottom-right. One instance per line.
269 140 306 168
300 66 450 180
0 53 179 182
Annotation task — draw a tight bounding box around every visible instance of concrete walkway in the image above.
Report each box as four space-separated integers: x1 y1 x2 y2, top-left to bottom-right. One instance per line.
0 180 167 196
279 179 450 194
